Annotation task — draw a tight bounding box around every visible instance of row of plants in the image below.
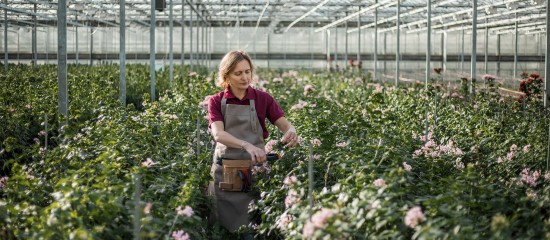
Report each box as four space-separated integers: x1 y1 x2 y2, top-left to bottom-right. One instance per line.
1 64 550 239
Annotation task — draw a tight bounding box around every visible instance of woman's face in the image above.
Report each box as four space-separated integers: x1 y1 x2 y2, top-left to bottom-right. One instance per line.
226 60 252 92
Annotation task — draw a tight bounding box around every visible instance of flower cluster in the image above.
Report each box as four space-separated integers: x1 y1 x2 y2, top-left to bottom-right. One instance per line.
276 211 293 231
310 138 322 147
141 158 157 167
143 203 153 214
520 168 541 188
496 144 529 163
172 230 190 240
373 178 386 187
198 95 212 111
176 206 194 217
402 162 412 172
404 206 426 228
283 175 298 187
518 72 544 103
303 208 336 238
413 132 463 159
285 189 301 209
335 141 349 148
291 100 309 111
282 70 299 79
0 176 8 189
303 85 315 96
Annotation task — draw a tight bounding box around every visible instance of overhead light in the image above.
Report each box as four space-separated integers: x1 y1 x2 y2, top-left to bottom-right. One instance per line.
485 6 497 15
530 0 544 5
506 3 518 10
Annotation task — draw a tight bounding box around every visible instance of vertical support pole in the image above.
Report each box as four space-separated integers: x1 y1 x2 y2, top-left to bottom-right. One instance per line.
374 1 378 80
396 1 400 85
425 0 432 139
326 29 330 72
150 0 156 102
545 0 550 171
384 32 387 77
310 23 313 69
75 15 78 64
90 25 93 65
58 0 68 126
426 0 431 86
484 18 488 73
461 27 464 73
4 0 7 70
497 34 501 76
195 8 199 69
345 13 348 69
335 27 338 69
545 0 550 108
120 0 126 106
443 29 447 72
470 0 477 95
514 13 518 79
181 1 185 78
202 17 205 68
190 7 194 72
169 0 174 87
32 3 37 66
357 7 361 63
267 31 270 69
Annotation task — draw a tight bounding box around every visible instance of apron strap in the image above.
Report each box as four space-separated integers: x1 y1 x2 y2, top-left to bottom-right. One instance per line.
249 99 257 133
221 97 227 128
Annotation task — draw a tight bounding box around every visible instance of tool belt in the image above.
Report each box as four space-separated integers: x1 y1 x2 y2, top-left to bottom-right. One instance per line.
217 154 280 192
219 159 252 192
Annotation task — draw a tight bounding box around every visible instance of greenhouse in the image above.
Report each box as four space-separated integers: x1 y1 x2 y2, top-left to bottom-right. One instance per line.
1 0 550 239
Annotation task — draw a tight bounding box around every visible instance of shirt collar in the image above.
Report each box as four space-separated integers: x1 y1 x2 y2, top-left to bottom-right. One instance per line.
223 86 255 100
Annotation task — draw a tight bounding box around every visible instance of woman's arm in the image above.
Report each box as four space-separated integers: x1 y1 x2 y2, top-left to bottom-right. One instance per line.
273 117 299 148
211 121 267 164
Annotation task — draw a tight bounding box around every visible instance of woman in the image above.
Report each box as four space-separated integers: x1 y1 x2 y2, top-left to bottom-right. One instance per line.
207 50 299 233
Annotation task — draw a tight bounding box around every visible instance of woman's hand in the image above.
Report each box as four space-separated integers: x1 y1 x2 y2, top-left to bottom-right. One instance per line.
242 141 267 165
281 129 299 148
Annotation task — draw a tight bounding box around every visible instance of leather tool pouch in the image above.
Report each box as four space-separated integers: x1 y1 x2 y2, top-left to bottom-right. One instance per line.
219 160 252 192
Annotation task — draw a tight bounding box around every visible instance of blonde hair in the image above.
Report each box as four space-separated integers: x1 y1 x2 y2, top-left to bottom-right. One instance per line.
217 50 255 88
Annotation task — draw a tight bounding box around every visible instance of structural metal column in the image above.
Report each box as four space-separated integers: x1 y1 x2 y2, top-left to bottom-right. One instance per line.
58 0 68 126
442 29 447 71
190 8 193 72
426 0 431 86
357 7 361 63
181 1 185 78
396 1 400 85
544 0 550 171
470 0 477 95
344 15 348 68
326 29 330 71
169 0 174 86
514 13 518 78
120 0 126 105
484 19 488 73
461 27 464 73
374 1 378 80
32 3 37 66
4 0 7 70
497 34 501 76
150 0 156 102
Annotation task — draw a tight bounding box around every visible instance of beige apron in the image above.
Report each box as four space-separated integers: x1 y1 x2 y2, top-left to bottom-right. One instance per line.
208 98 264 232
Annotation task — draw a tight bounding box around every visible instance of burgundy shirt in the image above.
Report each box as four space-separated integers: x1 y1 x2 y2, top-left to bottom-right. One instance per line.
208 87 285 139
